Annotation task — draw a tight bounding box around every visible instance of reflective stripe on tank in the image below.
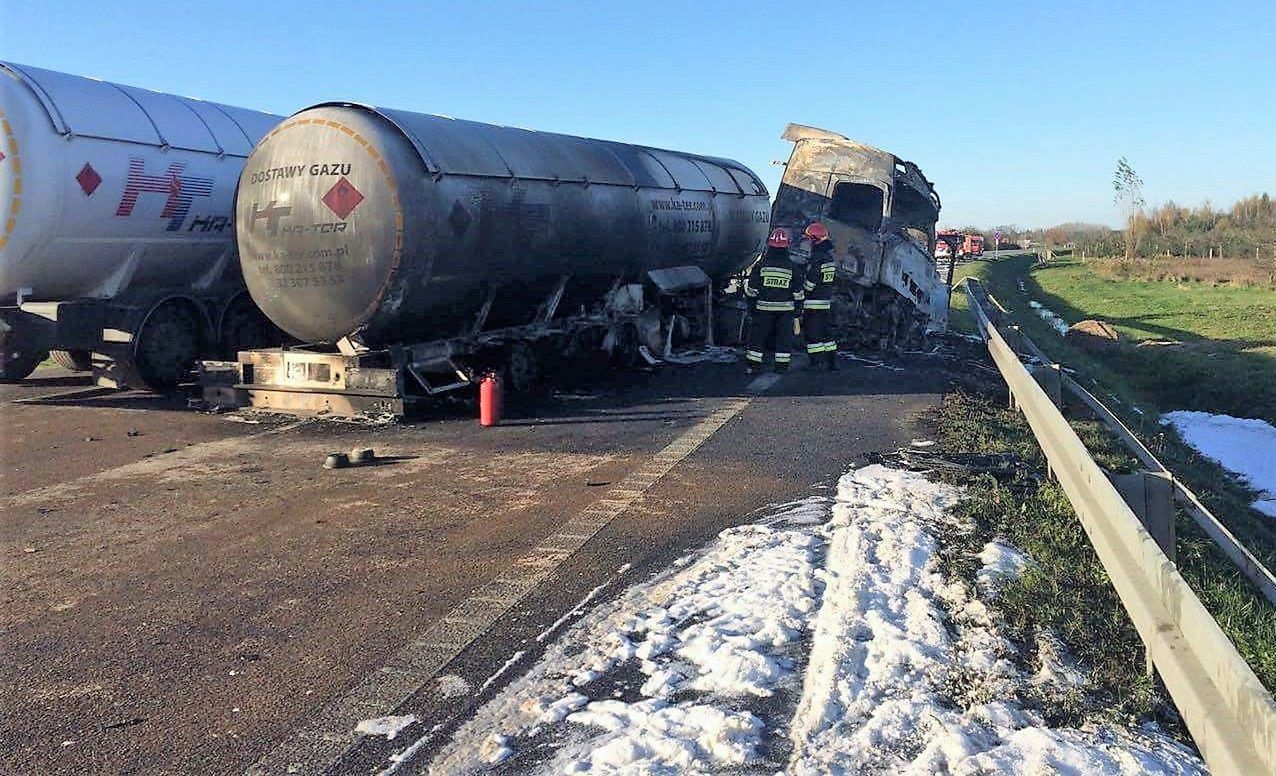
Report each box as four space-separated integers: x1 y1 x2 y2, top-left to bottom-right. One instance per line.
0 105 21 252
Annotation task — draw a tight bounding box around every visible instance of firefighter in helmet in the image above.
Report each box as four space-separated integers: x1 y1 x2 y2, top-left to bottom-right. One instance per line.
744 227 803 374
801 222 839 370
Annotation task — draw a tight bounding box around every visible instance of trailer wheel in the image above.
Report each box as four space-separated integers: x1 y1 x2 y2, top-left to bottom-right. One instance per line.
0 347 48 382
134 300 205 393
50 349 93 372
219 294 281 358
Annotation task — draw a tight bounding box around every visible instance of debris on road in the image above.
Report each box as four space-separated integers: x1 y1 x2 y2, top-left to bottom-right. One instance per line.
323 452 350 470
356 714 417 740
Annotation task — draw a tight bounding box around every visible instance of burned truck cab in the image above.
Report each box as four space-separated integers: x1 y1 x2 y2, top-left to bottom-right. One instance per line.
771 124 946 349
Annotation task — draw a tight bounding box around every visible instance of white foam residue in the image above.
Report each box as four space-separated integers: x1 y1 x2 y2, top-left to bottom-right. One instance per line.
1028 299 1071 335
434 674 471 699
428 496 828 773
1163 410 1276 518
786 465 1202 775
428 465 1203 775
355 714 416 740
478 650 526 693
977 539 1036 591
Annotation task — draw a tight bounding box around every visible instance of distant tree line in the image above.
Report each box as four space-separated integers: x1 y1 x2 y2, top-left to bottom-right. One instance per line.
965 192 1276 264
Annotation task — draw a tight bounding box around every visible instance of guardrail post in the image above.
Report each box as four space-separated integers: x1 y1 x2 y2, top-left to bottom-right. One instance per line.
1110 469 1176 677
1028 363 1063 408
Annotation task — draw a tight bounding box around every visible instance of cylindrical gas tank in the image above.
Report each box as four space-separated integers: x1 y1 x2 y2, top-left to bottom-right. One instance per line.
0 62 280 300
236 104 772 346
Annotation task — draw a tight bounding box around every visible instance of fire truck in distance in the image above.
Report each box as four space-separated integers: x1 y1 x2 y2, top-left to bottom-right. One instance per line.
935 229 984 260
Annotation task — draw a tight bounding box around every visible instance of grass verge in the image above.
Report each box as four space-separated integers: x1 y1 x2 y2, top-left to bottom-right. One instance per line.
928 390 1169 726
953 254 1276 583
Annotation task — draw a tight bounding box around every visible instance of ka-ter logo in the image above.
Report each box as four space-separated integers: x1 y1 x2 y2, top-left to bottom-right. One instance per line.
250 200 292 236
115 158 215 231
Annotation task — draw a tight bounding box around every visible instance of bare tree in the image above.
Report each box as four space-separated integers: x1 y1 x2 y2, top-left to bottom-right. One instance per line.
1112 157 1146 259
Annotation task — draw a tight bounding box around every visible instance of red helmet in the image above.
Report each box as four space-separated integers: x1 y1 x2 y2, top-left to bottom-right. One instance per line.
766 227 792 249
804 222 830 243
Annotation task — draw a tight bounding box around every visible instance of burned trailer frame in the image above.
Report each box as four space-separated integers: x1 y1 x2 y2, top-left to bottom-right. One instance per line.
199 269 714 417
769 124 946 350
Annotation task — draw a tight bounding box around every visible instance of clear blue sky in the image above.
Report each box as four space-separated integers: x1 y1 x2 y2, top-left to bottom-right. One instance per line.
2 0 1272 229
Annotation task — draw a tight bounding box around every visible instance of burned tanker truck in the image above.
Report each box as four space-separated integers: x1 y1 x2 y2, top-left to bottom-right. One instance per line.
767 124 947 349
0 62 284 389
201 104 771 415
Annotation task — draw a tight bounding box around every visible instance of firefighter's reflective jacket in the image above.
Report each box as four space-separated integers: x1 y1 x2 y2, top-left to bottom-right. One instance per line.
744 248 803 312
802 242 837 311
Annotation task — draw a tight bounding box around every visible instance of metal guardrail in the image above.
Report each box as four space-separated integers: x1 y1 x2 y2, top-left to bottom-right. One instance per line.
1063 375 1276 605
981 286 1276 606
964 279 1276 776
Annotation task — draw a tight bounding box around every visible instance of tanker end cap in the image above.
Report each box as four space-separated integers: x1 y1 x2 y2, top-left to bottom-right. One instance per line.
782 124 851 143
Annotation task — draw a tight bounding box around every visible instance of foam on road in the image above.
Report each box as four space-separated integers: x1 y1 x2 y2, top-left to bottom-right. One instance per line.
424 465 1204 774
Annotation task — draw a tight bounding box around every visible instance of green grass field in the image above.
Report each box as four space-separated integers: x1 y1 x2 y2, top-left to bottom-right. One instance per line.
953 254 1276 425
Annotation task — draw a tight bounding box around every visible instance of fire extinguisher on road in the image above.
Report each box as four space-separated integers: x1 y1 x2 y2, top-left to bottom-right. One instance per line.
479 372 502 427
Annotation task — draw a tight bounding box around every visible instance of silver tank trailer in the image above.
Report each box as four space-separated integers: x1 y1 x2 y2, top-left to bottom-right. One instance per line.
0 61 282 386
237 104 772 347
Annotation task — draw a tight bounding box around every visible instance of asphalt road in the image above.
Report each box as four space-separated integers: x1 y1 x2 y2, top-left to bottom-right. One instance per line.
0 349 964 775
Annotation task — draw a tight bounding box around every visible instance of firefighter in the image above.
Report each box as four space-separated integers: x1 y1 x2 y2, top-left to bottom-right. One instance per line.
744 228 803 374
801 222 839 370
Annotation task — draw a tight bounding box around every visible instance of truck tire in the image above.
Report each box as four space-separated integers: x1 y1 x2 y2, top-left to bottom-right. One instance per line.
50 349 93 372
0 347 48 382
218 294 282 358
134 300 205 393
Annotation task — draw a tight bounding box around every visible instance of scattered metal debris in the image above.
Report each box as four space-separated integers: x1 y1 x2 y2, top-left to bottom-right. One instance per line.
869 447 1028 478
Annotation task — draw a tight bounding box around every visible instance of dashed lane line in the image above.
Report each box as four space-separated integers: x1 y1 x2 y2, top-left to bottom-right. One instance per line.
245 388 768 776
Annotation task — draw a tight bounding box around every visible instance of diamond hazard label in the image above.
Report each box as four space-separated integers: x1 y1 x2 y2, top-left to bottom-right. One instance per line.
77 163 102 196
322 177 364 219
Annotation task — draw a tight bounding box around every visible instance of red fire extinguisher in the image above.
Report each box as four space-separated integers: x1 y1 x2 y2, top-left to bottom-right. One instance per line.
479 372 502 427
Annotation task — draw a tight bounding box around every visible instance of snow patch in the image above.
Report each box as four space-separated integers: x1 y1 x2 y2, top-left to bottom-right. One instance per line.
1163 410 1276 518
786 465 1202 775
428 496 828 774
429 465 1203 775
434 674 471 699
355 714 416 740
977 539 1036 591
1028 300 1071 335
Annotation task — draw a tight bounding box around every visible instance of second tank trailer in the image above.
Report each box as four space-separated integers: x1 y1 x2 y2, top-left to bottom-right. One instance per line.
205 103 771 414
